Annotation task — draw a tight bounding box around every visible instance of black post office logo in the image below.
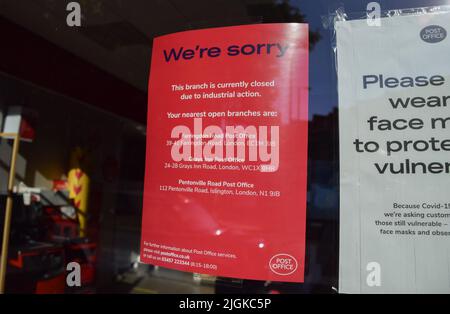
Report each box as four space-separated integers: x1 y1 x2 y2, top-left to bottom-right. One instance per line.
420 25 447 43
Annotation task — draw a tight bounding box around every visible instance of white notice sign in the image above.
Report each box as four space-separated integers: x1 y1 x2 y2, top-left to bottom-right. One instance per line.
337 12 450 293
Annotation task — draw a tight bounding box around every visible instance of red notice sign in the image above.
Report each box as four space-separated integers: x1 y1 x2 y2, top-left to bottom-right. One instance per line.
140 23 308 282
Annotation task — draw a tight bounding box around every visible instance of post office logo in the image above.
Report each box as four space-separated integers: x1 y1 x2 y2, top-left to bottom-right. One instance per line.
269 254 298 275
420 25 447 43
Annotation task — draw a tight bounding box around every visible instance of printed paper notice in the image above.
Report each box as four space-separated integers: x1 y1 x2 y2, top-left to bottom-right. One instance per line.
337 13 450 293
140 24 309 282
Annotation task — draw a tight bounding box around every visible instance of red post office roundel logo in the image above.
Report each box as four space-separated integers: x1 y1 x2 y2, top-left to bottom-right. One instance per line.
269 254 298 276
